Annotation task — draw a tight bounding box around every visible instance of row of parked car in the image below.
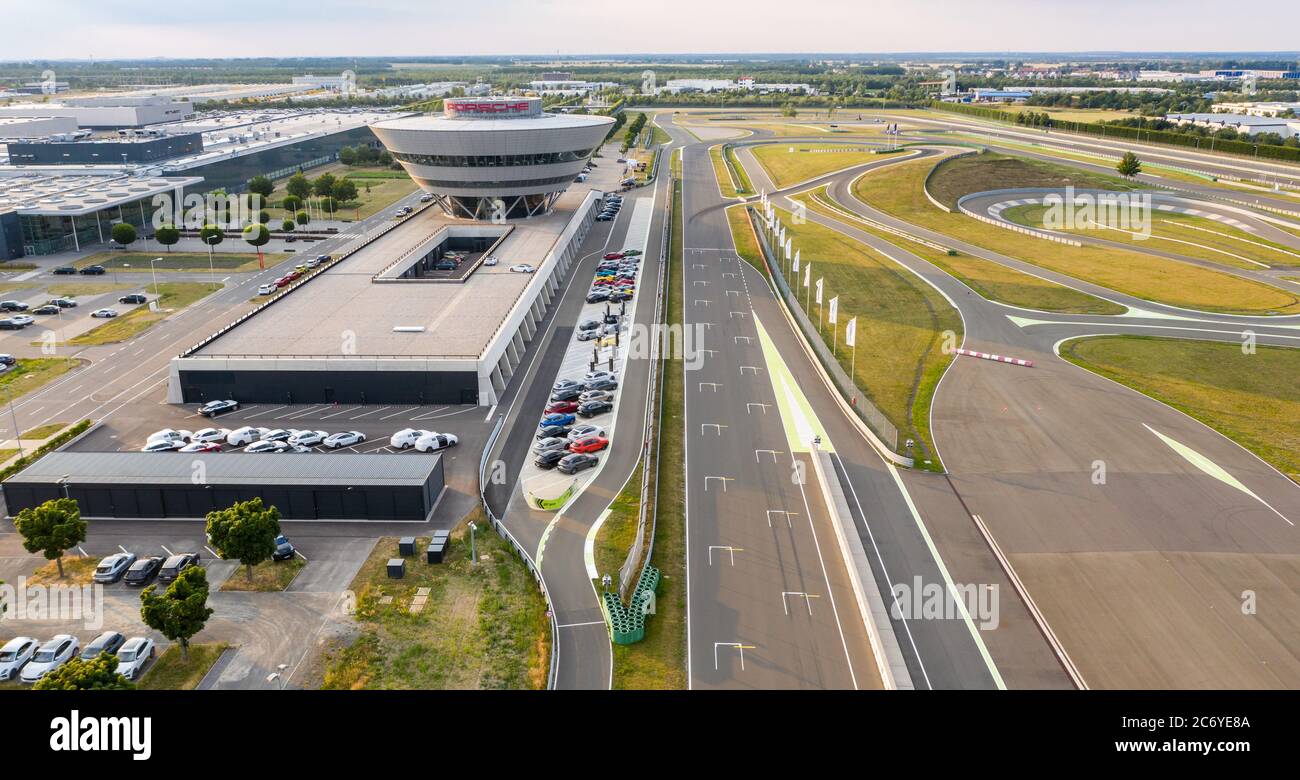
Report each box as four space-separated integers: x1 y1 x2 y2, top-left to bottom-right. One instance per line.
0 292 150 329
595 193 623 222
1 632 157 684
257 255 331 296
142 423 460 454
585 248 641 306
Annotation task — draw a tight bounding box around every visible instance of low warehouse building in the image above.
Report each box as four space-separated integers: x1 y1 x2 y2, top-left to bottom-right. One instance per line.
2 451 444 521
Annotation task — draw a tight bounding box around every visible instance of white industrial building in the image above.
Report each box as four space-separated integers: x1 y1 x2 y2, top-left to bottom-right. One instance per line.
0 97 195 128
1165 112 1300 138
0 116 79 140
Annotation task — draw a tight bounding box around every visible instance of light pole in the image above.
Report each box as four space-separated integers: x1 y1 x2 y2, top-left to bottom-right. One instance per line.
468 520 477 566
58 475 70 499
204 235 218 285
149 257 163 298
7 384 24 459
266 663 289 690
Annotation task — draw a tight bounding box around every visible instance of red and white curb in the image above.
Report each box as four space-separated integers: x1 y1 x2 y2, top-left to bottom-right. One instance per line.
952 348 1034 367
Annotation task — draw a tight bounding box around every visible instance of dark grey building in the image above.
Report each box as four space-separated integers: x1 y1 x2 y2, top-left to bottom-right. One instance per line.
2 451 444 521
5 134 204 166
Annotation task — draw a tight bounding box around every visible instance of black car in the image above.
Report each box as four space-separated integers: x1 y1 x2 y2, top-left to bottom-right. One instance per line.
272 534 296 561
49 298 77 308
557 453 599 474
552 378 581 393
577 318 600 332
583 377 619 392
0 354 15 366
596 214 614 222
607 291 632 303
199 399 239 417
433 260 457 271
119 293 148 305
51 266 76 275
578 399 614 417
158 553 201 583
80 631 126 661
32 305 61 315
0 301 28 312
586 289 610 303
79 265 106 275
537 424 572 439
550 387 582 402
124 557 164 586
0 319 23 330
534 449 569 469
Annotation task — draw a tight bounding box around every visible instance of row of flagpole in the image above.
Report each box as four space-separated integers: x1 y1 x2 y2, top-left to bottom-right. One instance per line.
755 189 858 377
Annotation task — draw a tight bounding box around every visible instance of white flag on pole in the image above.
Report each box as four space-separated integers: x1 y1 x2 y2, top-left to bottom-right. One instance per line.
804 261 811 288
845 316 857 347
784 237 792 256
784 242 791 261
793 249 801 273
828 295 838 324
815 277 824 305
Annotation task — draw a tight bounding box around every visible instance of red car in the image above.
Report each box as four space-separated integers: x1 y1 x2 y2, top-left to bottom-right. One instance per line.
593 278 618 286
545 400 579 414
603 252 624 260
568 435 610 454
275 275 293 288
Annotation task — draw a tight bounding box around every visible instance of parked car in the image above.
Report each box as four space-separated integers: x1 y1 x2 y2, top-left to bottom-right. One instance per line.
258 284 276 296
20 635 79 683
533 436 568 454
579 389 613 403
158 553 201 583
595 213 614 222
576 328 600 342
272 535 296 561
545 400 579 414
536 424 571 439
577 318 600 331
414 432 459 452
259 428 292 442
389 428 431 449
622 249 642 257
566 424 606 442
147 428 193 444
433 260 457 271
419 194 434 203
245 440 290 453
80 631 126 661
179 441 221 453
509 264 536 274
115 637 156 681
578 399 614 417
549 387 582 402
0 318 25 330
118 292 148 305
534 448 569 469
79 265 107 276
226 426 264 447
124 557 163 586
584 377 619 392
192 427 231 443
0 354 15 366
141 439 184 452
585 289 610 303
288 429 329 447
7 314 33 326
323 431 366 449
483 255 499 266
557 453 599 474
49 297 77 308
90 308 119 318
0 300 29 311
0 636 38 682
32 305 61 315
568 435 610 454
200 399 240 417
52 266 77 275
94 552 137 584
552 378 582 393
540 412 576 428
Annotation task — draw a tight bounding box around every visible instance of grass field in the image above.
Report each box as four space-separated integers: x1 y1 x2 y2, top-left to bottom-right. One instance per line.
927 151 1139 210
750 143 884 189
0 357 80 403
609 178 687 690
320 509 550 690
260 162 418 222
1002 204 1300 270
725 204 770 281
138 643 229 690
709 143 753 196
75 251 291 274
855 154 1300 315
591 467 642 585
20 422 67 439
25 555 98 586
219 558 305 592
1059 336 1300 484
67 282 222 346
772 205 961 464
799 187 1123 315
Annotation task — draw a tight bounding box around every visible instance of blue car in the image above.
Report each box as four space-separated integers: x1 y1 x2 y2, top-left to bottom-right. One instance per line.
540 413 576 428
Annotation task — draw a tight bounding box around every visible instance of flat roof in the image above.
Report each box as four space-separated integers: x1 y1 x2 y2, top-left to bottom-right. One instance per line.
8 451 440 487
0 170 203 216
189 185 598 361
373 111 613 133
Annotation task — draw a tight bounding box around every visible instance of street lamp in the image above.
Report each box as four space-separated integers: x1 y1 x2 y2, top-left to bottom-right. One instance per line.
149 257 163 298
266 663 289 690
6 383 24 459
204 235 218 285
467 520 477 567
58 475 70 499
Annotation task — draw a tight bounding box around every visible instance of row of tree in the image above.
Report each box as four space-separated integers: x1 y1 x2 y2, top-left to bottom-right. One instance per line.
13 496 285 690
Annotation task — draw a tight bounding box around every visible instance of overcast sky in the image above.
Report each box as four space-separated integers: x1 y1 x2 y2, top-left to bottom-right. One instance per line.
2 0 1298 60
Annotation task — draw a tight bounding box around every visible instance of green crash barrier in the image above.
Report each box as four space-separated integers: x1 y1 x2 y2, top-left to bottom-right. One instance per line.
606 565 661 645
529 481 576 511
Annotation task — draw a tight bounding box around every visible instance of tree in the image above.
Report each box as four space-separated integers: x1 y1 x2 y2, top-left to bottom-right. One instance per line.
14 498 86 579
781 103 798 118
296 210 310 226
312 173 337 198
246 175 274 200
1117 151 1142 178
285 173 312 202
243 223 270 251
338 145 357 166
198 224 224 248
282 194 302 212
318 196 337 216
281 218 296 232
331 178 358 204
33 652 133 690
110 222 137 249
140 566 212 660
205 498 281 582
155 224 180 253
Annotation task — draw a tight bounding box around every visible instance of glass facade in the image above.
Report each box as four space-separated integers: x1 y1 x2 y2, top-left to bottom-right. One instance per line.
392 148 594 167
18 196 157 256
413 173 577 190
170 126 381 194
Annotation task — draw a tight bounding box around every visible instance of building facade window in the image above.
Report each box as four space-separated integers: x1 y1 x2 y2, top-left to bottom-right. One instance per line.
392 149 594 167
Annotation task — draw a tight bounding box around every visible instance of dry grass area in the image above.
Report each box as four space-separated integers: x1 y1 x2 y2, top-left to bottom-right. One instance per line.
218 558 305 592
25 555 98 586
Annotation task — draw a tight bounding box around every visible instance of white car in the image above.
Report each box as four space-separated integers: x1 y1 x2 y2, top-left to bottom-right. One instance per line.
246 440 290 454
7 314 34 327
0 636 38 681
583 370 618 383
414 431 459 452
192 427 231 443
259 428 292 442
20 634 79 684
90 308 119 318
288 429 329 447
227 426 266 447
389 428 432 449
142 439 185 452
115 637 156 681
147 428 193 445
483 255 499 266
324 431 366 449
509 264 535 274
258 283 276 296
566 424 606 442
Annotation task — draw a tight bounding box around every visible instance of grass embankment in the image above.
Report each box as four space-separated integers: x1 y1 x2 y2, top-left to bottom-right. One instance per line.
1002 204 1300 270
0 357 80 402
800 186 1122 315
750 143 883 189
927 151 1140 210
772 205 961 465
138 643 229 690
20 422 67 439
25 555 98 586
75 251 290 274
725 204 770 281
320 509 550 690
262 162 418 222
606 178 687 690
219 558 305 592
1059 336 1300 484
858 154 1300 315
67 282 222 346
709 144 753 197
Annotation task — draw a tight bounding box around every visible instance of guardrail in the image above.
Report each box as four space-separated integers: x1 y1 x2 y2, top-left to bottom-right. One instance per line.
922 148 979 213
811 189 957 255
478 413 561 690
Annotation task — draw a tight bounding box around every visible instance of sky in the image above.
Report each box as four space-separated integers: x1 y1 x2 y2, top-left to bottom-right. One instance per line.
2 0 1299 60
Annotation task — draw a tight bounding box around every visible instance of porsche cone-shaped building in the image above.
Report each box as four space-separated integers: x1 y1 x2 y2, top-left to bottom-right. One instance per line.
371 97 615 220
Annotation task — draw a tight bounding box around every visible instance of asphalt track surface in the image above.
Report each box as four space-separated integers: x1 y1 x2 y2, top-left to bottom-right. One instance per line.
716 115 1300 688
